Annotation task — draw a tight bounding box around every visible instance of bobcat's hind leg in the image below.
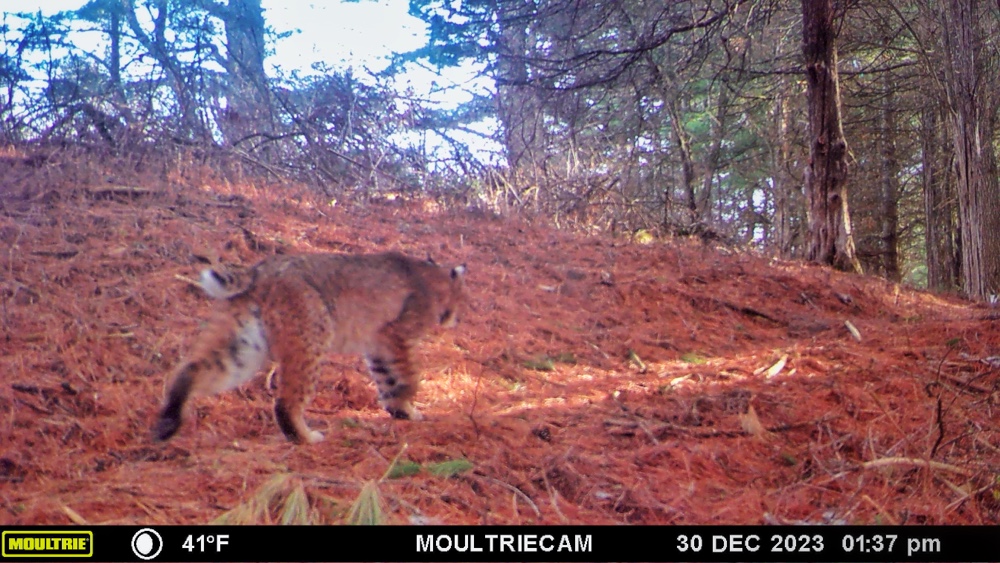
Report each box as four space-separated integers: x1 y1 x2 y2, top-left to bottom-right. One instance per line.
153 364 195 441
365 331 422 421
267 303 329 444
153 306 267 442
271 349 326 443
274 391 324 444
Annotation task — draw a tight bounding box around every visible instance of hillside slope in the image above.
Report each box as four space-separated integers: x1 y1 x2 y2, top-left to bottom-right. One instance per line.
1 155 999 525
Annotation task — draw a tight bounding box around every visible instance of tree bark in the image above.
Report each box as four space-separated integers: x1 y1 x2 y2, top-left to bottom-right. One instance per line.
801 0 861 273
921 106 959 291
495 0 543 187
771 84 801 257
217 0 271 147
698 85 729 220
940 0 1000 301
668 98 698 223
878 70 900 281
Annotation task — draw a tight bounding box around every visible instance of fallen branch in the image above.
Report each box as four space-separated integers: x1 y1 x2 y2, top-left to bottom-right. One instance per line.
87 185 156 198
860 456 972 476
605 415 837 441
684 293 785 324
30 249 78 259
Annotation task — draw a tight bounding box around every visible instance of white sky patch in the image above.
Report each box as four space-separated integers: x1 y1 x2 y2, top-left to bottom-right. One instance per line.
8 1 426 75
264 1 427 73
10 0 83 13
9 0 484 105
8 0 502 161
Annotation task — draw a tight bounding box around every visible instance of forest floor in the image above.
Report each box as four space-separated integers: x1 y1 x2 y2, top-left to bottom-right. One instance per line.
2 149 1000 526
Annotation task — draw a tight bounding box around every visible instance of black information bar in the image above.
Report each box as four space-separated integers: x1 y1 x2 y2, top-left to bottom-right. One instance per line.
1 525 997 562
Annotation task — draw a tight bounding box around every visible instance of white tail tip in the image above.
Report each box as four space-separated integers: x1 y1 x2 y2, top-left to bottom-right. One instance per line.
199 268 231 299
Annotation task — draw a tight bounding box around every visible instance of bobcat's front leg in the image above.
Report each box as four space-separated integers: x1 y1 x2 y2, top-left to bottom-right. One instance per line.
365 331 422 421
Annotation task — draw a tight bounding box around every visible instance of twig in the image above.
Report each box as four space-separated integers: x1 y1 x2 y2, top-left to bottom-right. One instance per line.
932 369 992 395
605 415 836 441
14 397 53 415
468 363 482 437
860 456 972 476
30 249 78 259
610 393 659 444
87 186 156 198
173 273 200 288
11 383 43 395
60 505 89 525
378 443 409 482
860 494 899 525
684 292 784 324
478 476 540 518
541 472 568 523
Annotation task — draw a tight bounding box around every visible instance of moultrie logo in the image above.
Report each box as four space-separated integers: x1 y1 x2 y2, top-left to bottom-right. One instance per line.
2 530 93 558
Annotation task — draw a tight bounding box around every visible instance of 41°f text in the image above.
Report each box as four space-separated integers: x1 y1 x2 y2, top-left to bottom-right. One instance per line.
182 534 230 553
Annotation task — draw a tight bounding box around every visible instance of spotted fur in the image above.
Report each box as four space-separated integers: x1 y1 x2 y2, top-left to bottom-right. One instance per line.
153 252 467 444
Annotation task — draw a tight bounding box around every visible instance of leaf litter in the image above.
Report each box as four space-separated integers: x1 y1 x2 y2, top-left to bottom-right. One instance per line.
1 150 999 525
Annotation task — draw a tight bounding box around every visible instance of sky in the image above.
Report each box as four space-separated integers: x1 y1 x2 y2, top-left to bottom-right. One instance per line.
264 1 427 73
13 0 427 73
12 1 454 85
8 0 496 155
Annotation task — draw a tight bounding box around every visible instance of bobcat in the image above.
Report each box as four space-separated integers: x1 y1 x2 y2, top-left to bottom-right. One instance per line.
152 252 467 444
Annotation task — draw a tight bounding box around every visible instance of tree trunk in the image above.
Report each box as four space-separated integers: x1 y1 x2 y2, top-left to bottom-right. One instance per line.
668 98 698 224
878 71 900 281
495 0 543 187
108 2 122 98
921 106 959 291
940 0 1000 301
219 0 271 147
801 0 861 273
698 85 729 220
771 85 801 258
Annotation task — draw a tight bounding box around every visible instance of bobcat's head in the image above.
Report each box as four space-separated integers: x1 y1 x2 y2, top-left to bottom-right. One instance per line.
435 263 467 329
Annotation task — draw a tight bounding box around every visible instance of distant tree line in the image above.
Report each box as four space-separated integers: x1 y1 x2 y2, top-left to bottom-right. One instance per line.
1 0 998 300
1 0 434 196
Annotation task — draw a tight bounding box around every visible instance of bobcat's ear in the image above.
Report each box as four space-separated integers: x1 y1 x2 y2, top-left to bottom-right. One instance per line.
451 264 466 279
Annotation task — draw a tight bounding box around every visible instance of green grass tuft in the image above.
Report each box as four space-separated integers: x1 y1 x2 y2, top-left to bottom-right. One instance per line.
426 459 474 477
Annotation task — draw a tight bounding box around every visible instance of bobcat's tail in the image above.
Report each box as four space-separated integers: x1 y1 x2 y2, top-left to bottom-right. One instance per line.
198 267 245 299
153 304 269 441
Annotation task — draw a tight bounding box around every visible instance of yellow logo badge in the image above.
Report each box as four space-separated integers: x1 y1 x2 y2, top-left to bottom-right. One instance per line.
3 531 93 558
